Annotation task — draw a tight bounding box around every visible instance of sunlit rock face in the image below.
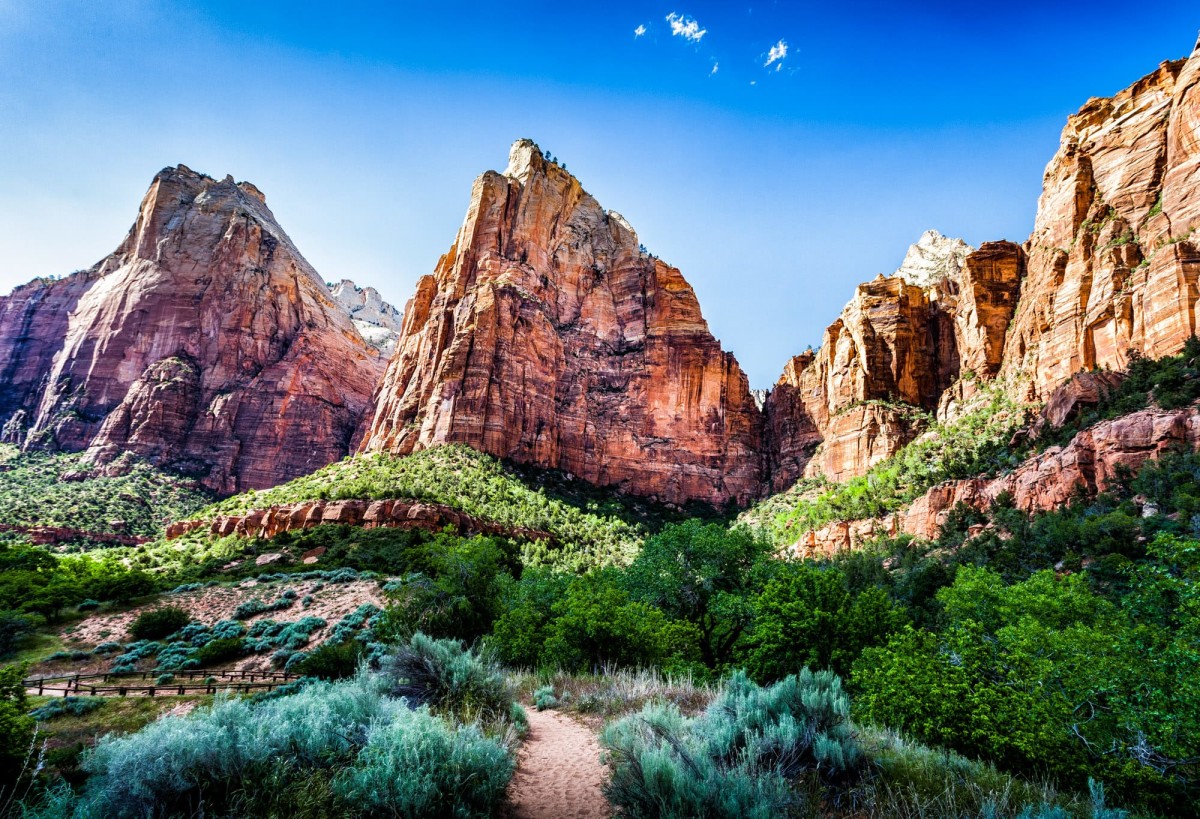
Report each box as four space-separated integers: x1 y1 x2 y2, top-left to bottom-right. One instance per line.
0 165 385 494
362 139 764 507
330 279 403 355
1001 47 1200 399
761 232 1024 487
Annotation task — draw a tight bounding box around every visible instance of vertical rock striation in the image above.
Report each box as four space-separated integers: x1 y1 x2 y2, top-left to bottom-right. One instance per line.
1001 47 1200 399
0 166 385 493
761 232 1023 486
362 140 763 507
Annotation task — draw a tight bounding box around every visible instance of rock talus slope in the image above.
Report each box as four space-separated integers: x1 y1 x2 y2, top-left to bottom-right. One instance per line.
0 166 385 493
362 140 763 507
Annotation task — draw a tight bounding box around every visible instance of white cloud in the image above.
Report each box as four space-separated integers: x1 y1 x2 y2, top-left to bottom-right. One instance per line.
710 62 719 75
665 12 706 43
764 39 788 68
634 24 647 38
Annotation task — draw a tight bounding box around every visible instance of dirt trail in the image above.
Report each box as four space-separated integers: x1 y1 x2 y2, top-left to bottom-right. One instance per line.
509 708 610 819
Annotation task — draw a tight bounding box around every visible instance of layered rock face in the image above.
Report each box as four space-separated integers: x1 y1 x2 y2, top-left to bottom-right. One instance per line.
761 232 1024 487
362 140 763 507
792 404 1200 557
165 498 554 545
1001 48 1200 399
330 279 403 355
0 166 384 494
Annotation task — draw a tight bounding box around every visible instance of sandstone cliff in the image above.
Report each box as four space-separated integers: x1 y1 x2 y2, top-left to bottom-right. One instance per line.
761 232 1024 487
1001 47 1200 399
0 166 385 494
361 140 763 508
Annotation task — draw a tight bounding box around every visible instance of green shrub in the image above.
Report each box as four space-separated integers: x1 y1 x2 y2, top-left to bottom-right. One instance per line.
0 610 41 658
292 639 364 680
128 606 190 640
533 686 558 711
53 673 513 818
602 669 861 818
380 633 512 723
0 664 34 791
193 637 245 667
29 697 104 721
331 706 513 818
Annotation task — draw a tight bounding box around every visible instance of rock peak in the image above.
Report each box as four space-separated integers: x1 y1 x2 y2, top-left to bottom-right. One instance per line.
505 138 549 183
892 229 974 287
364 139 762 507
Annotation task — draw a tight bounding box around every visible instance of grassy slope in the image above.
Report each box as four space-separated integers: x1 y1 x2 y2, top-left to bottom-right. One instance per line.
740 382 1032 544
185 445 707 568
0 445 211 543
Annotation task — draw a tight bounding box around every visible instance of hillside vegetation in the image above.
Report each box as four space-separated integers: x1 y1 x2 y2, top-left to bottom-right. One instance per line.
741 382 1031 543
190 445 697 569
0 445 211 545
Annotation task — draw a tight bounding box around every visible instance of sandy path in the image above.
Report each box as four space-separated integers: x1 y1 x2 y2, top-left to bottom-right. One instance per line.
509 708 610 819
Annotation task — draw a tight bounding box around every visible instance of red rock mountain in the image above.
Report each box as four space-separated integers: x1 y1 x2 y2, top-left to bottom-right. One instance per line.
5 35 1199 511
1000 51 1200 398
361 140 763 507
764 36 1200 489
366 32 1199 507
0 166 385 494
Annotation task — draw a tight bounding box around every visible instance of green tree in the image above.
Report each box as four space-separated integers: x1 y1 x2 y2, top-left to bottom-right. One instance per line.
745 563 905 680
624 520 771 668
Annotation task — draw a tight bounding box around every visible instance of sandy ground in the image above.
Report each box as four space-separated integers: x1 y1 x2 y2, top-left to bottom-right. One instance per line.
509 708 610 819
62 579 386 648
44 579 389 676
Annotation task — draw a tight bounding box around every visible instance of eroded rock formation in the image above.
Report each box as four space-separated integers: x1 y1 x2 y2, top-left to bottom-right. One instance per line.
330 279 403 355
1001 48 1200 399
361 140 763 507
761 232 1024 487
790 405 1200 557
165 498 554 544
0 166 385 493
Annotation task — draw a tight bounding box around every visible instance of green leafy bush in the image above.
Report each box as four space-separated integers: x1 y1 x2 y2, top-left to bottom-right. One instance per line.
292 639 364 680
0 664 34 790
193 637 245 667
127 606 190 641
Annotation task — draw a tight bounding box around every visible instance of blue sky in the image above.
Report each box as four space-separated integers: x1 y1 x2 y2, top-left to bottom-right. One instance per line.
1 2 1198 388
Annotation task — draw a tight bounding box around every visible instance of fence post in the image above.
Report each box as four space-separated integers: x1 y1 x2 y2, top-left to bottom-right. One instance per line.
119 687 126 697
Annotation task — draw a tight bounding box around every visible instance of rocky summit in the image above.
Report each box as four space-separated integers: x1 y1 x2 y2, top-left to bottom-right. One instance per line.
0 166 385 494
361 139 764 508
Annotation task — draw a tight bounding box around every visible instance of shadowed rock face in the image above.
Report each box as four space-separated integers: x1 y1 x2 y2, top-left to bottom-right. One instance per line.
361 140 764 508
0 166 385 494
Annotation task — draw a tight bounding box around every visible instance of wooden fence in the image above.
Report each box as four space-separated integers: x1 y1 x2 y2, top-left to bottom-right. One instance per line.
25 669 297 698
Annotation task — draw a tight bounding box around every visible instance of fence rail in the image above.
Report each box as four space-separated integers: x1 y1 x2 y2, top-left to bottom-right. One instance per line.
26 670 297 698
